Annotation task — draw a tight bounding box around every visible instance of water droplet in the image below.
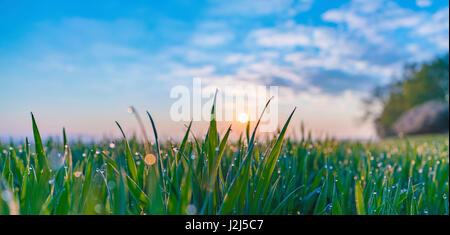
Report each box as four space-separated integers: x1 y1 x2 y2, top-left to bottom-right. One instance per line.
48 150 65 170
144 154 157 166
94 204 103 214
187 204 197 215
1 191 12 202
74 171 82 177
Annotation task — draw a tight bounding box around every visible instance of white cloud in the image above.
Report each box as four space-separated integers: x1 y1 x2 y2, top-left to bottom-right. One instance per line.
170 65 216 77
415 7 449 50
190 21 235 47
224 53 256 64
163 47 220 64
200 59 311 93
241 61 308 85
429 35 449 50
246 21 400 80
322 0 425 44
209 0 314 17
249 25 338 49
191 32 234 47
251 29 310 47
173 1 447 100
416 7 449 35
416 0 432 8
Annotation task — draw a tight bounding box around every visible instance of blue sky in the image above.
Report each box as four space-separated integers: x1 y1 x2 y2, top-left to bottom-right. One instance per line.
0 0 449 140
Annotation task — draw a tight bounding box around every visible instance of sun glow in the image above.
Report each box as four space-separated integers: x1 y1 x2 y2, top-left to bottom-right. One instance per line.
238 113 249 123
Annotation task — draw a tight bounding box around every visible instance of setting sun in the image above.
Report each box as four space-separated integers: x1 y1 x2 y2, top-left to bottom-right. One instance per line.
238 113 249 123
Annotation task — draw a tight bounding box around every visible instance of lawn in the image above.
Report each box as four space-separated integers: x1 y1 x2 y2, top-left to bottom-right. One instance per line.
0 101 448 215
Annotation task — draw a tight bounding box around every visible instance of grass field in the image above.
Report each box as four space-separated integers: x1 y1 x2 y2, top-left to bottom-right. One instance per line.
0 100 448 215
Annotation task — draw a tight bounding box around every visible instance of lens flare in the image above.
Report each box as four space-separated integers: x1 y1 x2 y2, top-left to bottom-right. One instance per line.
144 154 157 166
238 113 249 123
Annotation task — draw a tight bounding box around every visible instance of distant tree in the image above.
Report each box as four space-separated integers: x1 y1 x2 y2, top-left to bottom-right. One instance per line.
364 54 449 137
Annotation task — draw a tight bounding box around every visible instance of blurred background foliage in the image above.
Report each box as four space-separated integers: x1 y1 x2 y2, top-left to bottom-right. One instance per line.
364 54 449 137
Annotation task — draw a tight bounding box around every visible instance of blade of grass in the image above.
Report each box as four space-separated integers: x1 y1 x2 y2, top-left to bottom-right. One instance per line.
31 113 48 171
355 180 366 215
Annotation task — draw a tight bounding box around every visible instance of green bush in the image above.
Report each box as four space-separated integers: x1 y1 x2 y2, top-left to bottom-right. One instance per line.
365 54 449 137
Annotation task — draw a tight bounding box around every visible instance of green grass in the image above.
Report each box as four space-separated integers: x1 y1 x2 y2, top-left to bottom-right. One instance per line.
0 103 448 215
